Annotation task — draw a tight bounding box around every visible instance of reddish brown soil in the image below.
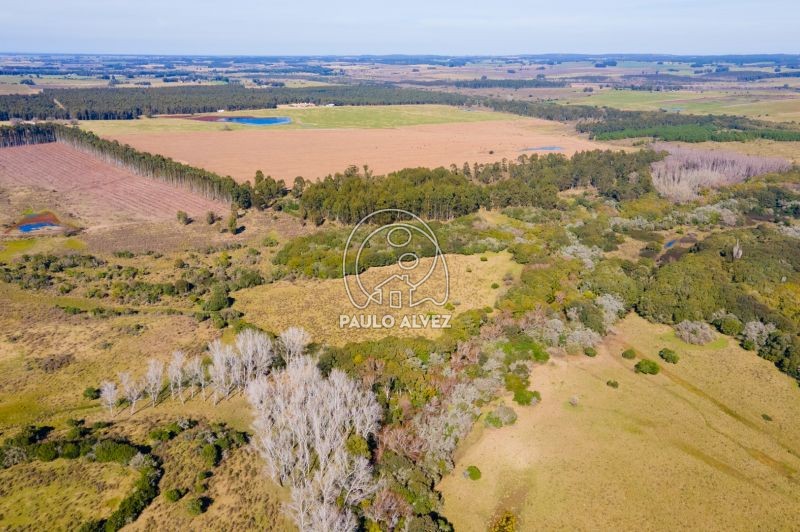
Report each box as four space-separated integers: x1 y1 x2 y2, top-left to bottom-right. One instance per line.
106 119 621 183
0 143 227 223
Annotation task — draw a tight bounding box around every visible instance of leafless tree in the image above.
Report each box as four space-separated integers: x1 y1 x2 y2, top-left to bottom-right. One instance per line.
100 380 118 416
185 355 205 399
675 320 716 345
168 350 186 402
145 358 164 407
366 488 413 528
596 293 626 328
236 328 274 381
209 340 235 403
279 327 311 362
413 382 480 471
733 239 743 260
118 372 143 414
247 355 381 530
651 142 790 202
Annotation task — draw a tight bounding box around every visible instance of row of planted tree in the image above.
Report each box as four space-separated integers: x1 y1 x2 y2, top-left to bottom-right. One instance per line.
0 123 248 204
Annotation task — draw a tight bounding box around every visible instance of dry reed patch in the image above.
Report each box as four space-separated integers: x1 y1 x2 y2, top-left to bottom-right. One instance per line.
233 252 521 345
439 314 800 531
650 142 790 202
102 119 620 182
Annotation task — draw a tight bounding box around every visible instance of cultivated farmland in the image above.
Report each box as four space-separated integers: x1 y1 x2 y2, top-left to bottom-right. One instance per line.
0 143 227 224
90 115 618 182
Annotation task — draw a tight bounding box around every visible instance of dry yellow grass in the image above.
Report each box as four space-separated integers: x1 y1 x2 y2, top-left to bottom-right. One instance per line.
439 314 800 531
677 140 800 164
0 460 137 528
234 252 522 345
91 117 620 182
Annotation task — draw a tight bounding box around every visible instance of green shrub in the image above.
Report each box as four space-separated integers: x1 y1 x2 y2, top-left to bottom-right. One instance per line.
83 387 101 400
61 442 80 459
35 442 58 461
164 488 185 503
606 380 619 389
634 359 660 375
201 444 220 468
465 465 482 480
149 422 182 442
186 497 207 516
480 256 488 262
658 348 679 364
93 440 138 464
177 211 190 225
203 284 231 312
484 405 518 428
491 282 500 289
345 434 370 458
584 347 597 357
621 348 636 359
718 315 744 336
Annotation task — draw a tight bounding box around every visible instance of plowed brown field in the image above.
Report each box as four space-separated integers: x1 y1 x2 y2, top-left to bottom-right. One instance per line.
105 119 621 182
0 143 227 222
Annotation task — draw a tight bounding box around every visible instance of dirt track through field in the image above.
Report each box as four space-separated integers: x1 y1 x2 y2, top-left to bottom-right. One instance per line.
106 119 621 182
0 143 227 222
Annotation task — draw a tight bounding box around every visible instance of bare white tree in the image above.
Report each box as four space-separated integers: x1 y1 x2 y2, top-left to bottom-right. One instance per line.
279 327 311 362
596 293 626 329
118 372 143 415
145 358 164 407
247 355 381 530
168 350 186 402
100 380 118 416
236 328 275 382
733 239 743 260
209 340 235 403
185 355 205 399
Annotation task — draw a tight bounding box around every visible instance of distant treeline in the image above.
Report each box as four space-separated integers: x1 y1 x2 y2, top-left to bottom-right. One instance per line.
299 150 660 224
0 123 248 204
0 123 57 147
484 99 800 142
0 85 470 120
403 78 566 89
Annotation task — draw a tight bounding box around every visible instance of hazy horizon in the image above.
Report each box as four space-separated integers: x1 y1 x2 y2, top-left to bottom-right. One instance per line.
1 0 797 56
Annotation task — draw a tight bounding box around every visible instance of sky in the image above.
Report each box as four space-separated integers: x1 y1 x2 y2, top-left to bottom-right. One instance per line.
0 0 798 56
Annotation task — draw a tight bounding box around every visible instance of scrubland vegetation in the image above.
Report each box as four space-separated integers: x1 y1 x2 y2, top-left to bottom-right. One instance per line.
2 55 800 531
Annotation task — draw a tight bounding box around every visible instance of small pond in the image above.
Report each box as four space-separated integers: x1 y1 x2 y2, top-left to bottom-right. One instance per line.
523 146 564 151
219 116 292 126
19 221 59 233
7 211 63 234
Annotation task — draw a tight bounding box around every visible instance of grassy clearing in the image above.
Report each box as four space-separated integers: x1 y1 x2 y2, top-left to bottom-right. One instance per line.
439 314 800 531
80 104 519 135
0 460 137 528
564 89 800 122
234 252 522 345
676 139 800 164
0 236 87 263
